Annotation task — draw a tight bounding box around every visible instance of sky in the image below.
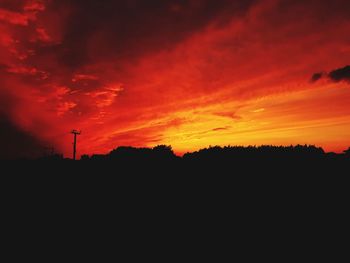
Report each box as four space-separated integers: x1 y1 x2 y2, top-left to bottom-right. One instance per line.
0 0 350 159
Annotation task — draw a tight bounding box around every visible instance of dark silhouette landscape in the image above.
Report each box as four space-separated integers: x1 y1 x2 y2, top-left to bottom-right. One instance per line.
2 143 348 242
3 144 349 176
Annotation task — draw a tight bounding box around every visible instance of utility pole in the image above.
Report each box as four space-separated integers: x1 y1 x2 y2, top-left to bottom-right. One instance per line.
71 130 81 160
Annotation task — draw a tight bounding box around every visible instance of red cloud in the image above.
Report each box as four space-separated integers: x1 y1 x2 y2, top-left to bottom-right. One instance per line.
0 8 29 25
24 1 45 12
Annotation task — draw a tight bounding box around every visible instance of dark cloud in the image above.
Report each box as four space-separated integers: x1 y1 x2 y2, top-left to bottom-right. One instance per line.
329 65 350 83
311 65 350 83
310 72 324 83
0 0 25 11
39 0 255 69
0 116 46 159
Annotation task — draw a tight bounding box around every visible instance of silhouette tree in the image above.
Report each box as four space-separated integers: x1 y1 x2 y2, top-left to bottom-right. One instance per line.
344 148 350 156
81 154 90 161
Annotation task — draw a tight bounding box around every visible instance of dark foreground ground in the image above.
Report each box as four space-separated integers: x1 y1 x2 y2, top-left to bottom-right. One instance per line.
1 146 349 255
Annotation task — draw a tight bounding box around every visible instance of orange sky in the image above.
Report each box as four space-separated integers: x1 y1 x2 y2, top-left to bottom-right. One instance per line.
0 0 350 158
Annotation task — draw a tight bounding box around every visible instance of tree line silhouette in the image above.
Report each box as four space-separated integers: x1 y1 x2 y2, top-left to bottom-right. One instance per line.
4 144 345 174
74 144 350 163
5 144 350 163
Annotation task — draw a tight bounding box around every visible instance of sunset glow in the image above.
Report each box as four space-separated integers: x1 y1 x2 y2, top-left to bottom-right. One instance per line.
1 0 350 158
